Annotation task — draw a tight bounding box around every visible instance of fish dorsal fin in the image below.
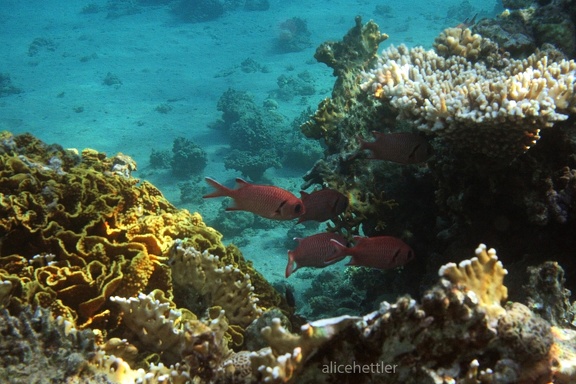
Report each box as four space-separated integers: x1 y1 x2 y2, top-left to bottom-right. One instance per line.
235 178 251 188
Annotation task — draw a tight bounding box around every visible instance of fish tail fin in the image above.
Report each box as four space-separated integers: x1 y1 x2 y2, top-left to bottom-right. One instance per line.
203 177 232 198
324 239 348 265
285 251 297 278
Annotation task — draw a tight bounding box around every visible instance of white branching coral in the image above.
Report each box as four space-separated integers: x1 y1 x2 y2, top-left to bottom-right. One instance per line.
360 32 576 161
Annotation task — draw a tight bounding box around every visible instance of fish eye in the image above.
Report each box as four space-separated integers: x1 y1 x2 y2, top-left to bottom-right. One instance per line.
294 204 302 213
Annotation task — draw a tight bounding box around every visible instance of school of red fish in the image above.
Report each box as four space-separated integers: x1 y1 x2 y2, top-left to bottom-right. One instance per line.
203 131 430 277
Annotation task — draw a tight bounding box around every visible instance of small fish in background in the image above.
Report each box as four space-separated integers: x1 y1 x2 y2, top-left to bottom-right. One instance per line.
326 235 414 270
203 177 304 220
455 13 478 29
298 188 349 224
285 232 348 277
359 131 433 164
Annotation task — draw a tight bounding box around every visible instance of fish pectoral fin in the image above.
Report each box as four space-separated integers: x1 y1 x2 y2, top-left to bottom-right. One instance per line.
391 248 402 264
408 143 421 160
275 199 288 216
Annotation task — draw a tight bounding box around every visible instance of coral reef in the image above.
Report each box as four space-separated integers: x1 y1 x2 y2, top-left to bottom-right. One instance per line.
301 16 388 148
170 136 207 178
0 306 100 383
524 261 576 327
214 88 287 180
249 244 575 384
1 131 575 383
477 0 576 58
360 34 576 164
102 72 122 86
149 148 172 169
301 18 576 298
168 240 262 329
27 37 57 57
0 131 297 382
224 148 281 181
0 131 282 333
111 289 232 379
273 71 317 102
439 244 508 323
297 267 408 320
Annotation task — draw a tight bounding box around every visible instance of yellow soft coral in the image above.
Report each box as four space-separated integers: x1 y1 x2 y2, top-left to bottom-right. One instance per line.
439 243 508 322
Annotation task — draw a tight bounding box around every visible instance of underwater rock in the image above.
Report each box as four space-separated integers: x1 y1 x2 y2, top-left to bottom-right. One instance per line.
524 261 576 327
0 73 22 97
275 17 312 53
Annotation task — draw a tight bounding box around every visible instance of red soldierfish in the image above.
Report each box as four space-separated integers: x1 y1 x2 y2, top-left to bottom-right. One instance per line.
286 232 348 277
360 131 433 164
203 177 304 220
298 189 349 224
326 235 414 269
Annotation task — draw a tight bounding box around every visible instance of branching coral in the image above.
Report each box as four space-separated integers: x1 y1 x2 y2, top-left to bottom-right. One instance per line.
439 243 508 323
360 38 576 163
